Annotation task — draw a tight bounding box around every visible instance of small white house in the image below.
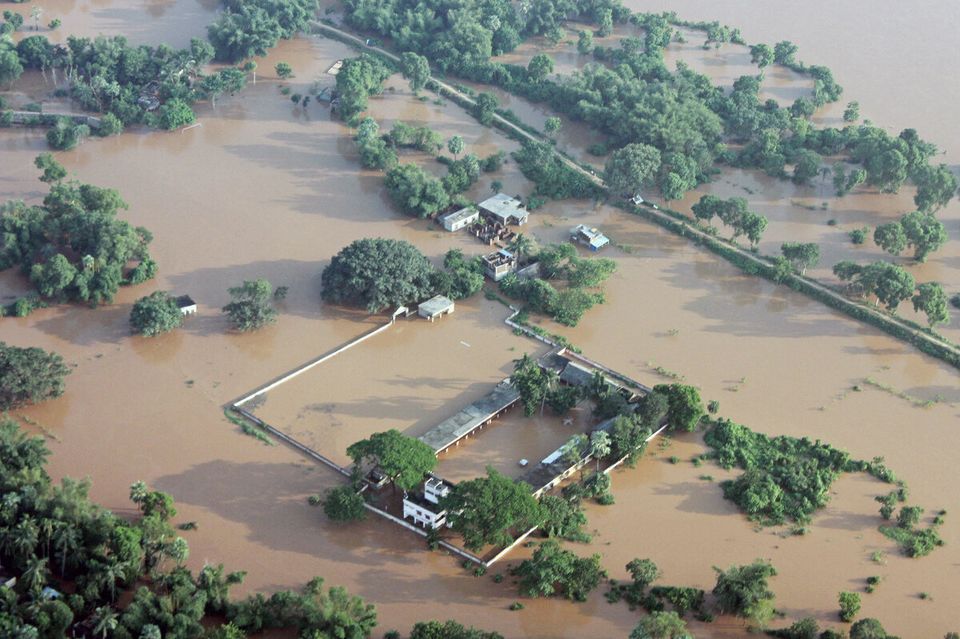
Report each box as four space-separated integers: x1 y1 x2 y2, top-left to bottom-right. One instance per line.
418 295 455 321
175 295 197 316
441 206 480 232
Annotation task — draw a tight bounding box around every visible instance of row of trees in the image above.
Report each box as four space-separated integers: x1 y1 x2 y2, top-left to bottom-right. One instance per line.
610 554 779 632
872 211 948 263
690 195 768 247
1 155 156 310
343 0 629 77
7 33 251 128
833 260 949 325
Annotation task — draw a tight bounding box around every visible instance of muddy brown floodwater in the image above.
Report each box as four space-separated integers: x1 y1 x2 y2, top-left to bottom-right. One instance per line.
2 2 959 638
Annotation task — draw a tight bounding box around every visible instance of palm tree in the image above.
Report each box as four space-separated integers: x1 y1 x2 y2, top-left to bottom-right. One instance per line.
91 606 118 639
20 556 49 596
12 516 39 566
38 517 57 557
539 368 559 416
590 430 611 471
91 559 127 602
509 233 536 267
129 481 148 511
166 537 189 567
53 523 81 576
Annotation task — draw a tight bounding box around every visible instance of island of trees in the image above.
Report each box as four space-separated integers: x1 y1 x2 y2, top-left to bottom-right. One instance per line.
1 155 155 316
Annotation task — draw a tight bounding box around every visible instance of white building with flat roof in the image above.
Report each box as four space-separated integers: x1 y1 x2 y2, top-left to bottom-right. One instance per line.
441 206 480 231
418 295 455 321
402 476 454 529
478 193 529 226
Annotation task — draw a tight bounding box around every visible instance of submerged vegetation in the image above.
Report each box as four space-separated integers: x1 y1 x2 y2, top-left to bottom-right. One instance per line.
0 155 155 312
0 418 378 638
0 342 70 410
704 419 851 525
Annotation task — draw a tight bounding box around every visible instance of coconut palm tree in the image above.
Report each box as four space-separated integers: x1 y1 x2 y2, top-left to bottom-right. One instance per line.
20 556 49 596
509 233 536 267
590 430 611 471
90 559 127 602
129 481 148 511
11 516 39 565
166 537 189 567
53 523 81 576
91 606 118 639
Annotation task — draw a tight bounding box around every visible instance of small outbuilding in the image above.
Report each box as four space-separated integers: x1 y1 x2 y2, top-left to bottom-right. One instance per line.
478 193 529 226
570 224 610 251
440 206 480 232
418 295 455 321
175 295 197 316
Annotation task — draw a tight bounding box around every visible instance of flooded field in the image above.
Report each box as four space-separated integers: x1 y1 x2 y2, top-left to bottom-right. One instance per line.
247 301 539 467
434 405 593 484
6 0 218 48
2 2 959 638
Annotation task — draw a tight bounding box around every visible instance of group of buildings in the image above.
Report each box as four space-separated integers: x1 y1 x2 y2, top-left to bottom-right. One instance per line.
438 193 609 285
394 347 646 531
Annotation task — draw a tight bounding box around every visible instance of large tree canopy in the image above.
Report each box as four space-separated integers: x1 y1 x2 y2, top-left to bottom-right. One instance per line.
130 292 184 337
440 467 543 550
604 143 662 196
652 384 704 432
347 429 436 491
0 342 70 410
321 238 436 312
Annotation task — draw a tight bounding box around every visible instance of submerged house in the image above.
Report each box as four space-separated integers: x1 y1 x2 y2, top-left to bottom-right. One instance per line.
440 206 480 232
481 248 517 281
175 295 197 316
478 193 529 226
418 295 455 321
402 475 453 529
570 224 610 251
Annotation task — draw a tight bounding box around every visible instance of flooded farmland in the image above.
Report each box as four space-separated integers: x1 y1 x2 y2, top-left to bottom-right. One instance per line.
2 1 959 637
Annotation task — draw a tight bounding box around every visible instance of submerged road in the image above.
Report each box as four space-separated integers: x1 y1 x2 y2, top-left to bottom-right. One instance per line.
311 21 960 367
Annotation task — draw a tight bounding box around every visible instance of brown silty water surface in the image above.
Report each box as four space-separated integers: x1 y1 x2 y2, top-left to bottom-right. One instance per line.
2 2 959 637
5 0 218 48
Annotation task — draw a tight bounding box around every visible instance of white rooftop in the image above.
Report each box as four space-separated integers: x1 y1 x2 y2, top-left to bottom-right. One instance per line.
418 294 455 317
478 193 529 224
